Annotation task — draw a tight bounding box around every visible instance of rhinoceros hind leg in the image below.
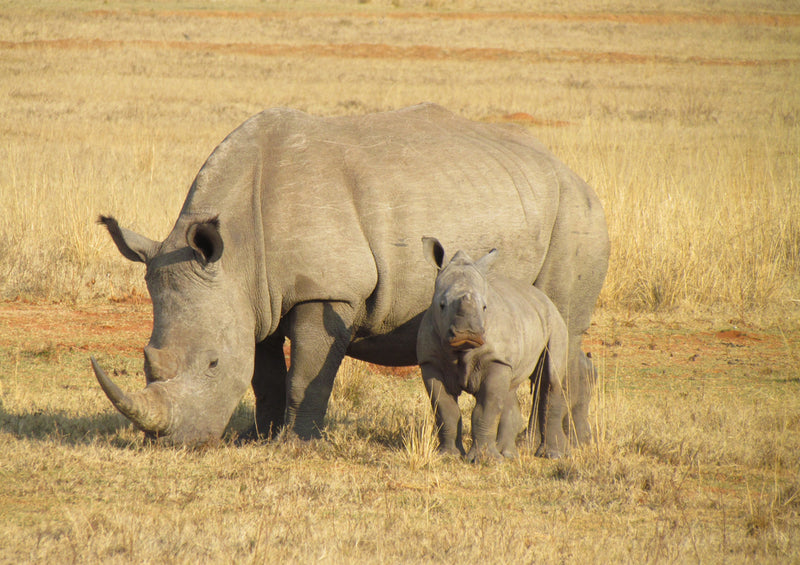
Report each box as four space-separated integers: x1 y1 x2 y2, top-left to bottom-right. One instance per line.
565 349 597 445
533 170 608 447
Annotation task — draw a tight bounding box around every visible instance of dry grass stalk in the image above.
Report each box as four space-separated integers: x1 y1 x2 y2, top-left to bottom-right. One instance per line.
401 404 440 470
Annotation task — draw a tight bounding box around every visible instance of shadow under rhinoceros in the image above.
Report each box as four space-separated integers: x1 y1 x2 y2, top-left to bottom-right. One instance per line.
0 397 134 445
0 395 259 448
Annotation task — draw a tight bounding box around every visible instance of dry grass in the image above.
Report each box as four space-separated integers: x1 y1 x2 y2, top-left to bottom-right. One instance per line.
1 1 799 563
1 328 798 563
0 0 798 313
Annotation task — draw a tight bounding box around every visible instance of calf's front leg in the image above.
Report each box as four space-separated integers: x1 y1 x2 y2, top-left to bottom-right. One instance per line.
466 362 511 462
421 364 465 456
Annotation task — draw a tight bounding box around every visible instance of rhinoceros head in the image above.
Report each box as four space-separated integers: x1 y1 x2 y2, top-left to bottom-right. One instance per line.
422 237 497 351
92 215 255 445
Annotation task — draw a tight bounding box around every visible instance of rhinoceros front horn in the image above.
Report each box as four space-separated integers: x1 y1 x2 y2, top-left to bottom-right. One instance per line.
91 356 171 435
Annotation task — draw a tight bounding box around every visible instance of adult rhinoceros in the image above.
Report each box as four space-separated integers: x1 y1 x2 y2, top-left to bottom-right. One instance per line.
92 103 609 445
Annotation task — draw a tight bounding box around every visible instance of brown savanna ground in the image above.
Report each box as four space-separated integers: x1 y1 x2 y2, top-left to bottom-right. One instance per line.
1 1 799 563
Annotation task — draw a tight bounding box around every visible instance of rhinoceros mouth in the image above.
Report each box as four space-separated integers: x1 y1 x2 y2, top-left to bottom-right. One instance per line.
448 332 485 350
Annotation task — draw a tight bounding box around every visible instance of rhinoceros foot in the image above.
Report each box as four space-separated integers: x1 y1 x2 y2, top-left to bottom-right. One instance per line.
465 444 504 464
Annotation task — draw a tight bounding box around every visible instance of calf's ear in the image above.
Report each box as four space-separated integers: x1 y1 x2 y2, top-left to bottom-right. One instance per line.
422 236 447 270
475 248 498 273
98 215 159 264
187 218 224 264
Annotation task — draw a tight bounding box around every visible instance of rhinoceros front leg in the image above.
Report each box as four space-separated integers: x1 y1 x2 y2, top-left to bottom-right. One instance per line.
466 362 511 462
250 332 287 439
421 364 465 456
284 301 355 440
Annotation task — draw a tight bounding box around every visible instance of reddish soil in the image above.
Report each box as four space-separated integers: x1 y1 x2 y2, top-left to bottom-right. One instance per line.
491 113 573 127
87 10 800 28
581 314 800 390
0 301 417 378
0 300 153 357
2 38 795 68
1 300 796 385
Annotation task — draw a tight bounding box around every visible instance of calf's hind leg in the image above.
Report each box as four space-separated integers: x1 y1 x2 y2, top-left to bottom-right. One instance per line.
496 389 524 458
530 347 568 458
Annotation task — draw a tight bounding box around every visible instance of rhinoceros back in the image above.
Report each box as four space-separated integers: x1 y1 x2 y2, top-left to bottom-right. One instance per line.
183 104 565 364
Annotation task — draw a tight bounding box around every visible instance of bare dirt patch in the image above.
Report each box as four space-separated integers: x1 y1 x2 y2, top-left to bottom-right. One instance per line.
89 9 800 28
0 300 152 356
2 38 795 68
0 301 422 378
582 312 799 393
486 112 573 127
2 300 796 385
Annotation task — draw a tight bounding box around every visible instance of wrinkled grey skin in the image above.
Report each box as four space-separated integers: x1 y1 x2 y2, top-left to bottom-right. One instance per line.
416 238 570 461
92 103 608 446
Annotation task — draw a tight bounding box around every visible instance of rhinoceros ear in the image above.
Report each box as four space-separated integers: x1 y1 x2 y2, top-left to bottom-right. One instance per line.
422 236 447 270
98 215 159 264
475 248 498 274
187 218 224 264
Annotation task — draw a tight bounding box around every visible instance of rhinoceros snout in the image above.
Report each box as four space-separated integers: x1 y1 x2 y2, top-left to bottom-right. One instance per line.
447 328 486 350
446 326 484 341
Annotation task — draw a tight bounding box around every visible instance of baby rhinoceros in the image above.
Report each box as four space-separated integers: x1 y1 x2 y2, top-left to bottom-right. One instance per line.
416 237 570 461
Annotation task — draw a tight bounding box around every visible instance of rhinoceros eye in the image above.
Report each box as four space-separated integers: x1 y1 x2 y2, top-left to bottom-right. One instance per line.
439 299 445 310
209 359 219 369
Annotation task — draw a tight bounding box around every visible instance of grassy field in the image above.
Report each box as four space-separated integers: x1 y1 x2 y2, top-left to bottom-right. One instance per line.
1 0 798 311
0 302 798 562
1 1 799 562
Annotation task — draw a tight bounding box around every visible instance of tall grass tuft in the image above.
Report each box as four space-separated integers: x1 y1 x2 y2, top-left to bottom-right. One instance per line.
541 120 800 314
401 403 440 470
